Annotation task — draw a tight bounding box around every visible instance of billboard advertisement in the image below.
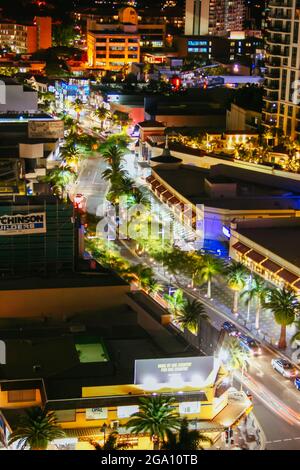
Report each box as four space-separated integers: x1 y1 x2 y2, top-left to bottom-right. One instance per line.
28 120 64 139
134 356 216 390
0 213 46 235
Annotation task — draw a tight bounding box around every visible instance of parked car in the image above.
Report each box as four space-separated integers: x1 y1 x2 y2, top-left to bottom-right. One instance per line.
294 377 300 390
239 334 262 356
271 358 298 378
222 321 239 337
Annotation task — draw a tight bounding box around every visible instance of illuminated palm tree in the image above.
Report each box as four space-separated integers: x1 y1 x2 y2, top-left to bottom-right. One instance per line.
143 277 163 297
226 337 250 387
164 288 186 317
72 97 83 121
8 407 65 450
61 144 81 172
130 264 155 290
94 105 111 129
101 144 125 165
176 298 208 334
199 254 224 298
126 396 181 450
44 166 76 199
264 287 300 349
161 418 213 450
241 274 269 330
225 262 249 314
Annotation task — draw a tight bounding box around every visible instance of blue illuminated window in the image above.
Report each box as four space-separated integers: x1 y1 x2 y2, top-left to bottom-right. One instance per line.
188 40 208 46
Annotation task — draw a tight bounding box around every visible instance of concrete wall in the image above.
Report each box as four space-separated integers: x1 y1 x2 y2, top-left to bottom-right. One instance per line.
226 103 261 131
0 285 130 319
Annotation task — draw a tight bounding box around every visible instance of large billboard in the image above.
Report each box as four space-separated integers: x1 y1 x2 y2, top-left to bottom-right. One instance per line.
28 120 64 139
0 213 46 235
134 356 216 390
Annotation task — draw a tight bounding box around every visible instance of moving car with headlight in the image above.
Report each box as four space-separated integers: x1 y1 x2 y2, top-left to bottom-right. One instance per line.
271 358 298 378
222 321 239 337
239 334 262 356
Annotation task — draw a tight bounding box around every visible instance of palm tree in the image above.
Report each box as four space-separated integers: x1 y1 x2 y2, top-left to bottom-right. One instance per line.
44 166 76 199
60 143 81 172
8 407 65 450
164 288 186 317
101 144 125 164
199 254 224 298
90 432 131 450
241 274 269 330
72 97 83 122
131 186 151 208
102 146 129 206
126 396 181 450
143 277 163 297
161 418 213 450
94 105 111 129
225 262 249 315
264 287 300 349
226 337 250 387
176 299 208 335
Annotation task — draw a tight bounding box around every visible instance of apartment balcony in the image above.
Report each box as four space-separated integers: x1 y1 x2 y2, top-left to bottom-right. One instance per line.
269 0 293 8
264 81 279 92
267 25 291 34
266 36 291 46
265 56 281 67
264 73 280 82
267 46 289 58
268 12 292 21
264 91 279 103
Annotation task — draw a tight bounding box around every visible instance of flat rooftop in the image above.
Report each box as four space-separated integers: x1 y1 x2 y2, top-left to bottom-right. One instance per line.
154 164 300 211
0 304 198 401
0 271 128 290
238 226 300 269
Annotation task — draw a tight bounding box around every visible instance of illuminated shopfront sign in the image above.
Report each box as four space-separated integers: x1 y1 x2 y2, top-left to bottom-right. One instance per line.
0 213 46 235
86 408 108 420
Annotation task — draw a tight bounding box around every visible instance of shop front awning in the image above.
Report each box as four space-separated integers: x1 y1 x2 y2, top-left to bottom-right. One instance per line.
146 175 156 184
155 185 167 194
65 427 102 438
151 179 160 189
168 196 181 206
261 258 282 273
246 250 267 264
276 269 299 284
161 190 173 202
232 242 251 255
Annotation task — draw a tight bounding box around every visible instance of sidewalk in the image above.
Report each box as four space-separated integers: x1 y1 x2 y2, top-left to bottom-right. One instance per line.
149 261 300 368
212 408 266 451
196 278 298 365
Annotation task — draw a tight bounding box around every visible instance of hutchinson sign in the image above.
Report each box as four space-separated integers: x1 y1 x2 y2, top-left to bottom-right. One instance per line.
0 213 46 235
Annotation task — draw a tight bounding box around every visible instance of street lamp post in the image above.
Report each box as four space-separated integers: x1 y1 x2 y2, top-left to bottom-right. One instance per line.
101 423 108 446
